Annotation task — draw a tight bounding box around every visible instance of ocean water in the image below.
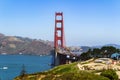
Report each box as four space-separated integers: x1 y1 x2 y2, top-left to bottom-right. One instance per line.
0 55 52 80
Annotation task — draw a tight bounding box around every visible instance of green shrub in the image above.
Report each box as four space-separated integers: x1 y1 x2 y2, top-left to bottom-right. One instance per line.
100 69 118 80
59 72 109 80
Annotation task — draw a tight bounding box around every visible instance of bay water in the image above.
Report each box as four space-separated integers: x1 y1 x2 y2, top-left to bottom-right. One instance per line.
0 55 52 80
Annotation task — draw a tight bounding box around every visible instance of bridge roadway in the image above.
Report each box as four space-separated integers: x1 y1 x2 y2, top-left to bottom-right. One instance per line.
53 47 79 66
56 47 80 56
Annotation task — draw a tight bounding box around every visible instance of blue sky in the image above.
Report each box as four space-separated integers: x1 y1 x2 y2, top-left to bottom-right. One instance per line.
0 0 120 46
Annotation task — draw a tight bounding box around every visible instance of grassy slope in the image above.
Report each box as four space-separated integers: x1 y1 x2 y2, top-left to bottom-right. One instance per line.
14 62 109 80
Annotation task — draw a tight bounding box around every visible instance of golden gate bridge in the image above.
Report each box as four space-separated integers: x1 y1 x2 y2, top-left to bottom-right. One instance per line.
52 12 79 66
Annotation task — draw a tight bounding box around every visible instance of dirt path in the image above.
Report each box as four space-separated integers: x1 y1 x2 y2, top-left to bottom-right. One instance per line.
77 58 120 79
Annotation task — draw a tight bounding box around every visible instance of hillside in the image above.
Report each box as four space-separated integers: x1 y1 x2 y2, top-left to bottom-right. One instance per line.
14 62 109 80
14 58 120 80
0 33 53 55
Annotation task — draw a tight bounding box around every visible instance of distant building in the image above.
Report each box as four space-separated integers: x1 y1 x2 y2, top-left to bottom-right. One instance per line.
111 53 120 60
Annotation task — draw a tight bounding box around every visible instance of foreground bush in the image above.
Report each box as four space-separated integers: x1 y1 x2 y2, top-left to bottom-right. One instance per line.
100 69 118 80
59 72 109 80
41 72 109 80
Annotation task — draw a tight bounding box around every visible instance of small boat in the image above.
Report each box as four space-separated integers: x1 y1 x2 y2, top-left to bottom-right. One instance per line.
39 55 42 56
3 67 8 69
1 53 7 55
19 53 23 55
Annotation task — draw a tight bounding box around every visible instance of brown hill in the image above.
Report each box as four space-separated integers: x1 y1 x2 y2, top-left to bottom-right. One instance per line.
0 33 53 55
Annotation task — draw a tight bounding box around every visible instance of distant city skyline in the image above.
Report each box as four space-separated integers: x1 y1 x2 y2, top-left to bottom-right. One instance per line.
0 0 120 46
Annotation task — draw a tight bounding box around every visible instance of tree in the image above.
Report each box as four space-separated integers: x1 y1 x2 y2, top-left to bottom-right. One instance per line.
91 48 101 58
80 52 91 60
20 64 27 80
79 46 118 61
116 49 120 53
101 46 117 58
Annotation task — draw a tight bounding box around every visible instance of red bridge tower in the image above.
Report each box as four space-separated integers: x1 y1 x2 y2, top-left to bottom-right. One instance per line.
52 12 77 66
53 12 66 66
54 12 65 49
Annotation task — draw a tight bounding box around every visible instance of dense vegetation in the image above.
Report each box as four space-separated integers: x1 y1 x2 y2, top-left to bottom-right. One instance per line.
14 63 110 80
100 69 118 80
79 46 120 61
